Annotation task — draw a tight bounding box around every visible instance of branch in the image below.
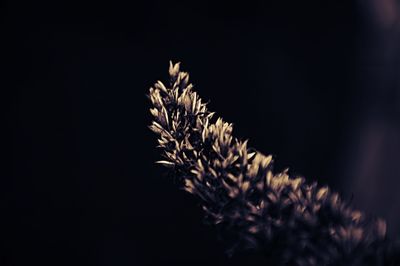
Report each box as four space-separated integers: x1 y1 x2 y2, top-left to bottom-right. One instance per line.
148 61 400 265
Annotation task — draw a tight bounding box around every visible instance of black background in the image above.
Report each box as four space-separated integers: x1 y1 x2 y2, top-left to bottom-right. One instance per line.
5 0 400 265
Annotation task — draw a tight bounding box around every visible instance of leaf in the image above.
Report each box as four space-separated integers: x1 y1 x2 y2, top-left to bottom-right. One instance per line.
155 160 175 167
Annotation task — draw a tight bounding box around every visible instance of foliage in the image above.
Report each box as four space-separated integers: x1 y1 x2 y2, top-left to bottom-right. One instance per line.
148 62 400 265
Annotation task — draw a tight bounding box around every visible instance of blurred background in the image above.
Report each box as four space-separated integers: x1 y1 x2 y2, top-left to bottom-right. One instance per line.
4 0 400 265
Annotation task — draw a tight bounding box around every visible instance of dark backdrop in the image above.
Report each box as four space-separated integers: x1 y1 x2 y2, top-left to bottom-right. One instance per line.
5 0 400 265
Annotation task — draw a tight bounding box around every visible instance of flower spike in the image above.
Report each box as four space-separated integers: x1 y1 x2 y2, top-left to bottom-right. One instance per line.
148 62 400 265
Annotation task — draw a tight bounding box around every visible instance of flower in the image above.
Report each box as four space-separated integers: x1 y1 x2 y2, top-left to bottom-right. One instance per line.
148 61 400 265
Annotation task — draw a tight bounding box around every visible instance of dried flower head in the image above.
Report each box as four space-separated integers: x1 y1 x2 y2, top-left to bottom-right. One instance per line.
148 61 400 265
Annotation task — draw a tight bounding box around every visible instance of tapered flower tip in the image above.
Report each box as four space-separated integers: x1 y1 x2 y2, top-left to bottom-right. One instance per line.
169 60 181 77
